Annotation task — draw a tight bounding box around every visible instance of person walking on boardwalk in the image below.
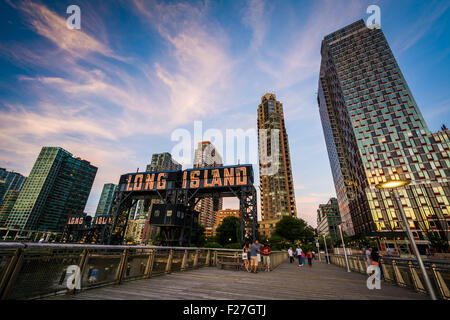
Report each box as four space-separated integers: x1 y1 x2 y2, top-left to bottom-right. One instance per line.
366 247 372 265
307 250 313 267
242 243 250 272
255 240 262 270
295 246 303 267
301 250 306 266
262 243 271 272
250 241 260 273
288 247 294 263
371 247 383 280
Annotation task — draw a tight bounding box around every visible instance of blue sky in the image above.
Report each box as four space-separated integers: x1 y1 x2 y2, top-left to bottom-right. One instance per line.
0 0 449 227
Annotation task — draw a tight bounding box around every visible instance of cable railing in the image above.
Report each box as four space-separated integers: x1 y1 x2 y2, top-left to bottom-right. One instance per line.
326 253 450 300
0 243 287 300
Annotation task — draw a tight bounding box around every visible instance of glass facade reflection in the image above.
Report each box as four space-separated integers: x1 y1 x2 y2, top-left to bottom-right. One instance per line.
318 20 450 245
6 147 97 232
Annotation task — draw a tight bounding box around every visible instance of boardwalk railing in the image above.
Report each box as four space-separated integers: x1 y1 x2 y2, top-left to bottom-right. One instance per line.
327 253 450 300
0 243 286 300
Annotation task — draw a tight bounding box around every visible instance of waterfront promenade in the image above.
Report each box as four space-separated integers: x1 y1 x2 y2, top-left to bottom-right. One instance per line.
45 259 427 300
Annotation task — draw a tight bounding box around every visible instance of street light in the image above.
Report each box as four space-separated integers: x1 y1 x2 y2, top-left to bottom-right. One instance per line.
338 224 351 272
376 179 437 300
322 234 330 264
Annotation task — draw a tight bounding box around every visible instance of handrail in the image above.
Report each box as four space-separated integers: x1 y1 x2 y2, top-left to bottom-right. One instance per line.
0 242 244 251
326 253 450 300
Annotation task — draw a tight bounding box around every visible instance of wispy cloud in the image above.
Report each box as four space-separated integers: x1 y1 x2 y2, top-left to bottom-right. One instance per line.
393 1 450 54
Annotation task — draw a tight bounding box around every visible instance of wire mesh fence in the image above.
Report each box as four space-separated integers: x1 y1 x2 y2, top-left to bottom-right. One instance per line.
0 243 288 300
328 253 450 300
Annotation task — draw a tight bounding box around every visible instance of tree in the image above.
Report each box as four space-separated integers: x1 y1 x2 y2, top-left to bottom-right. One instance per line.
216 216 241 246
190 223 206 247
274 216 315 243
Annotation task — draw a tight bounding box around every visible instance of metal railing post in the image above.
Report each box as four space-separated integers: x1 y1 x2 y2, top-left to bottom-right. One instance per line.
409 261 425 293
392 260 406 287
205 250 211 267
114 248 129 285
144 249 155 278
431 264 449 300
0 247 24 300
181 249 188 271
165 249 174 274
193 250 199 268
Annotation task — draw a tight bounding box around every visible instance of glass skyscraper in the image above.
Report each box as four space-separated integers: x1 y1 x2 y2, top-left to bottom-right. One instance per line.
95 183 117 217
0 168 26 207
317 198 341 242
6 147 97 232
318 20 450 250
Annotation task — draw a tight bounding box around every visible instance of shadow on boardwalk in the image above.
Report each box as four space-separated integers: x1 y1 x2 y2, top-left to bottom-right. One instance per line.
46 260 428 300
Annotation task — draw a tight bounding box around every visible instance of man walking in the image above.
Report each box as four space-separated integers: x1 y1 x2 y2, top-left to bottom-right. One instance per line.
296 246 303 267
262 243 271 272
288 247 294 263
249 241 260 273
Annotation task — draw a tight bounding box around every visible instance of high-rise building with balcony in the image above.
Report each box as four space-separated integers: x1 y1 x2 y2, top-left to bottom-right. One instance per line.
194 142 223 229
95 183 117 217
317 198 341 242
318 20 450 250
146 152 182 172
258 93 297 232
0 168 26 207
6 147 97 232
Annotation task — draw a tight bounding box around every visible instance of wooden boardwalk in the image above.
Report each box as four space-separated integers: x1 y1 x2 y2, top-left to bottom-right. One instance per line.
45 260 427 300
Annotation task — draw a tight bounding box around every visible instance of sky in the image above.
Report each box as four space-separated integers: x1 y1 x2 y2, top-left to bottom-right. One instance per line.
0 0 449 228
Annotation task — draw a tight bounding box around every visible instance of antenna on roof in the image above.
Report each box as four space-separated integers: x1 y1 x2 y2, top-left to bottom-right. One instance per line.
136 167 139 173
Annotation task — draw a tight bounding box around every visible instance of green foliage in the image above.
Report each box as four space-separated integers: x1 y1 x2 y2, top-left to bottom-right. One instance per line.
274 216 315 243
216 216 241 246
225 242 243 249
268 234 290 250
204 241 222 248
190 223 206 247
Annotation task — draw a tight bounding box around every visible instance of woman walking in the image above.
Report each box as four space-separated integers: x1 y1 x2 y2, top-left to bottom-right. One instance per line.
242 243 250 272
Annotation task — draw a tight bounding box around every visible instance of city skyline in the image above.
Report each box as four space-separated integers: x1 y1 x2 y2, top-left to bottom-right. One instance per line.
0 0 449 228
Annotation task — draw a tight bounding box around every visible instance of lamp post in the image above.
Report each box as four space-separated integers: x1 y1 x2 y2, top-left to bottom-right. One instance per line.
323 234 330 264
338 224 351 272
376 180 437 300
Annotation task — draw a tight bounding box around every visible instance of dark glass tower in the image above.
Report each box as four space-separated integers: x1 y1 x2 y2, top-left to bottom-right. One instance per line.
0 168 26 207
318 20 450 247
6 147 97 232
95 183 117 217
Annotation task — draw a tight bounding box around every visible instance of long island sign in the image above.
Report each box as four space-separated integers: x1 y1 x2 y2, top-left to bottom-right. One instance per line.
118 164 254 192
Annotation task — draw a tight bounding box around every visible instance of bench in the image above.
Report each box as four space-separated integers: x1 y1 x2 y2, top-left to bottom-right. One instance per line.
217 254 243 271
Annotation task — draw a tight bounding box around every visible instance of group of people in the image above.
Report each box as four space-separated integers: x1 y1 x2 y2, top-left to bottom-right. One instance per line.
288 246 315 267
242 240 271 273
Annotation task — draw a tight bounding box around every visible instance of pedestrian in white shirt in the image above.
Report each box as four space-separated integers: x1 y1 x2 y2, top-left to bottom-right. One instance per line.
296 246 303 266
288 247 294 263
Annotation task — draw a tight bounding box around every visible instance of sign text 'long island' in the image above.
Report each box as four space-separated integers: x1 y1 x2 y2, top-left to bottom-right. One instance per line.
119 164 254 192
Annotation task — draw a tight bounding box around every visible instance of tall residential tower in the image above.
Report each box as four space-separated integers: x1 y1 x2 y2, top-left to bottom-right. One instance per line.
194 141 223 229
258 93 297 235
318 20 449 250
